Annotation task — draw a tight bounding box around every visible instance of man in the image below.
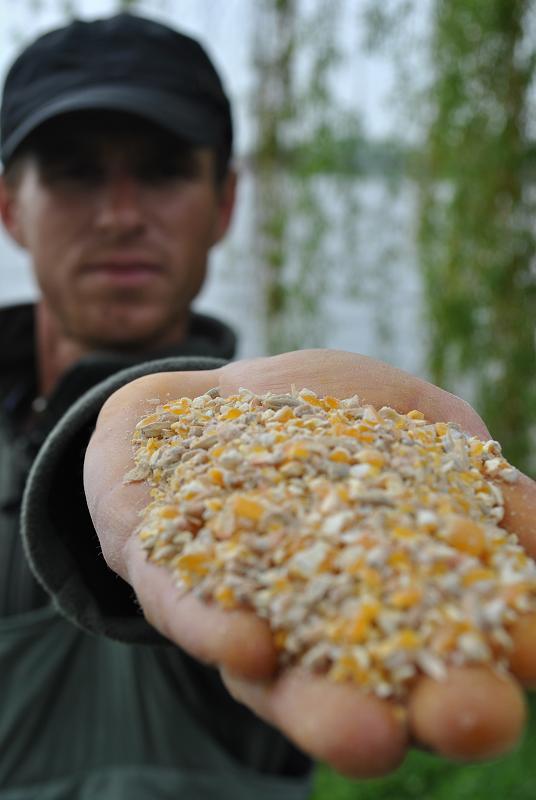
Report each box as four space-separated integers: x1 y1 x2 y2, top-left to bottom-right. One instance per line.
0 12 311 798
2 11 536 800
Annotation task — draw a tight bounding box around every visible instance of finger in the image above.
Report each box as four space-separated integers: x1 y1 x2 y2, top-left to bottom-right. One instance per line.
500 474 536 558
408 666 526 761
222 668 408 779
85 369 223 576
508 612 536 687
125 537 277 679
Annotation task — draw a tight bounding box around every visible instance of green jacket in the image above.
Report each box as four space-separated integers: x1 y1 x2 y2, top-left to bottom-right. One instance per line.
0 304 311 799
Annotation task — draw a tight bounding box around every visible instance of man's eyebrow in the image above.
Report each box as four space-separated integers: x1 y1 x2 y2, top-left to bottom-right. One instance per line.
35 137 89 157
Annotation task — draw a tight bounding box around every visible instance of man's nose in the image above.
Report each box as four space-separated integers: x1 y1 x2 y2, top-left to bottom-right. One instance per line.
94 172 146 232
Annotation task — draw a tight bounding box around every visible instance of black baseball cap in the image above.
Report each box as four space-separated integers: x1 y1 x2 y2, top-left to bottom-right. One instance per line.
0 13 233 165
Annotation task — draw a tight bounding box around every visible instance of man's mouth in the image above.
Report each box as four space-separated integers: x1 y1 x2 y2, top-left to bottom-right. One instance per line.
83 257 163 287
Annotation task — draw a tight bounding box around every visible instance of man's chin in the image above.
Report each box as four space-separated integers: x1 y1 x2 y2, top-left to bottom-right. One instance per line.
76 320 187 354
81 332 161 354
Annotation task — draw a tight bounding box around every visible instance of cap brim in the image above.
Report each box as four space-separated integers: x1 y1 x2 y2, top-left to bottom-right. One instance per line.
2 85 224 162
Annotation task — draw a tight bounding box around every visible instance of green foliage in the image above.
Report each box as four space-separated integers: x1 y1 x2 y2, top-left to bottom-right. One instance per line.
418 0 536 474
362 0 416 51
289 123 410 179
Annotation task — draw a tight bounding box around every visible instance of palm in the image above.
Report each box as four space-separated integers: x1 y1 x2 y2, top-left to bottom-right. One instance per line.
84 350 536 777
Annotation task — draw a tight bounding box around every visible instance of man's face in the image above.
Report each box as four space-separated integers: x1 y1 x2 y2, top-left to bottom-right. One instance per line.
1 114 235 351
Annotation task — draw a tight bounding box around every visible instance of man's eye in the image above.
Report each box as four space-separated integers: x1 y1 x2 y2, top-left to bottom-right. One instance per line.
41 161 101 185
138 159 200 183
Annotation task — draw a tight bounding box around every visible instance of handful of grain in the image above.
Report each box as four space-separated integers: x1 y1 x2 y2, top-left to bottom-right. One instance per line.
126 387 536 700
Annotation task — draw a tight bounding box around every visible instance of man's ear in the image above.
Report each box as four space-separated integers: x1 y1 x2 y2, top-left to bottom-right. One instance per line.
0 174 25 246
213 167 238 245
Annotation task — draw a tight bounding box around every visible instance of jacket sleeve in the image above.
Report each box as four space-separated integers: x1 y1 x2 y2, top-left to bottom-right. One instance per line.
21 356 226 644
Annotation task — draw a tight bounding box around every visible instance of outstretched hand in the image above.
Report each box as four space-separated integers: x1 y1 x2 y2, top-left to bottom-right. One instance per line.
84 350 536 777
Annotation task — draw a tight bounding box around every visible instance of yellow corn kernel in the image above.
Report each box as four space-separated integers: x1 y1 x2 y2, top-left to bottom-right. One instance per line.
356 448 385 468
392 526 416 540
355 430 376 444
138 413 159 426
208 468 225 486
286 442 310 459
273 407 294 422
388 551 411 571
170 423 189 436
171 404 189 415
337 485 350 503
223 407 242 420
432 624 465 654
250 445 268 455
331 422 349 437
301 394 324 407
361 567 382 588
446 518 486 557
345 556 365 575
175 553 210 575
318 551 336 573
347 601 379 643
214 585 237 609
390 587 422 609
462 568 496 587
329 447 351 463
436 498 455 516
329 656 368 684
327 619 347 643
323 396 341 409
470 440 485 457
455 497 471 514
163 406 187 418
233 495 265 521
397 629 421 649
457 471 478 486
430 561 449 576
407 409 425 420
273 577 291 593
159 505 179 519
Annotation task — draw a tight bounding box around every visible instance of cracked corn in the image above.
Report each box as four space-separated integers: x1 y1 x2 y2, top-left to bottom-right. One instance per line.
126 387 535 700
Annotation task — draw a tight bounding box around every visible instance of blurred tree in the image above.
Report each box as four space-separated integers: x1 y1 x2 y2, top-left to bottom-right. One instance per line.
251 0 365 354
251 0 298 354
419 0 536 474
117 0 146 9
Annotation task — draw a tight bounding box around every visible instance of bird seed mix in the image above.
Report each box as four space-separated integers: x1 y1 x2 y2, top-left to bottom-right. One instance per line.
126 387 536 700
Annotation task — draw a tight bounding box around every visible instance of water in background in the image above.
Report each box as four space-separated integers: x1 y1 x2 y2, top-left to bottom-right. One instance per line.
0 174 426 378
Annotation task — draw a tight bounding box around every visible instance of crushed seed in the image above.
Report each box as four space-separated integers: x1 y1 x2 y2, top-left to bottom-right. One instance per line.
126 387 535 700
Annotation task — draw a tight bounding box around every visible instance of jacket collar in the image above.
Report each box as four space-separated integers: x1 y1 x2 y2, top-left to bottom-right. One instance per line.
0 302 236 434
